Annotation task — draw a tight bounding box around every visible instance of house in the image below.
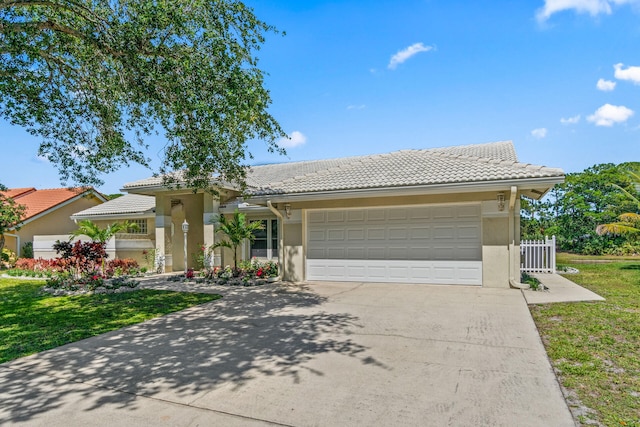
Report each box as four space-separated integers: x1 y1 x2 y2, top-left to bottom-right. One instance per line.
0 187 107 257
121 140 564 288
68 194 157 266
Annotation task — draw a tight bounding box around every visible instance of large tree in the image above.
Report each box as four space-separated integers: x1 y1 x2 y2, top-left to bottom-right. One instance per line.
0 0 285 191
521 162 640 254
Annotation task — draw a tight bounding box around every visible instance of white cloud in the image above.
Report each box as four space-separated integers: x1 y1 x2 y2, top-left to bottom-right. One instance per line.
614 63 640 84
587 103 634 126
388 43 433 70
347 104 366 110
278 131 307 148
560 115 581 124
596 78 616 91
531 128 548 138
536 0 640 22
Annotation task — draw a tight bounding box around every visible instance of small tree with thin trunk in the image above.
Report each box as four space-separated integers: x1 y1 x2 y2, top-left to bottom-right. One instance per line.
212 210 263 268
0 184 26 257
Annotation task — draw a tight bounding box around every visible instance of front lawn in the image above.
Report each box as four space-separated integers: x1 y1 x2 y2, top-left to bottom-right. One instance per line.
530 253 640 426
0 278 221 364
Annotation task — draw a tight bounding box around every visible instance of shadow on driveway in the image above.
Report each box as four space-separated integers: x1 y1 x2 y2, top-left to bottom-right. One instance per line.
1 283 384 424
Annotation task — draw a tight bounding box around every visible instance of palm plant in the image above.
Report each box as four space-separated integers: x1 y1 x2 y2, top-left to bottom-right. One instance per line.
597 164 640 240
70 220 139 273
212 210 264 268
70 219 138 243
596 213 640 240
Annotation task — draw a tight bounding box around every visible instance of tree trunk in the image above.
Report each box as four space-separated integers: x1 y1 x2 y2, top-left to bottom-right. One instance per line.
0 233 5 256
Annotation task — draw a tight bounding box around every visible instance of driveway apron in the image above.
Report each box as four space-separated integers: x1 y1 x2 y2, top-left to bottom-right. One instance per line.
0 282 575 426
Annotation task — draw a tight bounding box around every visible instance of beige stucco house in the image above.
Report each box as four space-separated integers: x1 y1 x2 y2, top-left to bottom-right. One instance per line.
1 187 106 257
65 194 157 266
118 141 564 288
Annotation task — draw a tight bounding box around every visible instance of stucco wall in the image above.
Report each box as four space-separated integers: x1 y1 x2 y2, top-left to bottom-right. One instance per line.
14 195 102 257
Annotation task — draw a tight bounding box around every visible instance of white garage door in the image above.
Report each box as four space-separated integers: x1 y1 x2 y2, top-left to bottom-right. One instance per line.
306 204 482 285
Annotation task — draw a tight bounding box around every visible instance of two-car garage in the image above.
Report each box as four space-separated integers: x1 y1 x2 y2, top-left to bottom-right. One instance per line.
305 204 483 285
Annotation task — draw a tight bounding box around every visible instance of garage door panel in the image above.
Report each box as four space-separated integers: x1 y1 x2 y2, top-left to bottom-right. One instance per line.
367 247 386 259
410 226 431 239
367 210 386 221
306 260 482 285
308 211 326 223
388 227 408 239
367 228 386 240
327 229 345 240
457 205 480 218
306 205 482 285
347 210 365 222
388 247 409 259
458 224 481 239
434 226 455 239
327 248 345 259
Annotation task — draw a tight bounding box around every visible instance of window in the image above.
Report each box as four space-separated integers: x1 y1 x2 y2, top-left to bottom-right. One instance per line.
128 219 148 234
250 219 278 259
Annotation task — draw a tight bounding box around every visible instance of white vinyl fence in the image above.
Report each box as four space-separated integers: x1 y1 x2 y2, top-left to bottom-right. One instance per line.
520 235 556 274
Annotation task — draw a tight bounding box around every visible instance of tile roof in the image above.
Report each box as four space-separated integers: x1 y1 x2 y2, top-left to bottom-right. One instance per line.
245 140 563 195
0 187 103 221
123 141 564 196
71 194 156 218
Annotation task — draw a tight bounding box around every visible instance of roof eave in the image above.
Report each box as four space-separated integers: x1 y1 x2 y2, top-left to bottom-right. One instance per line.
70 210 156 221
247 176 565 204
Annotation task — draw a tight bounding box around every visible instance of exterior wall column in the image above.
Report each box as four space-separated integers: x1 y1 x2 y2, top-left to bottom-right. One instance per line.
203 193 220 267
155 194 173 272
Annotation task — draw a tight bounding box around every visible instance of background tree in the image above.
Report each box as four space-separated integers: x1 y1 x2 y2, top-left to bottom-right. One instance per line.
521 162 640 254
0 0 286 191
0 183 26 256
596 164 640 241
212 210 263 268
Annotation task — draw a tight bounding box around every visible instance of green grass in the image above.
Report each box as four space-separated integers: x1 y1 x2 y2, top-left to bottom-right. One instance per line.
530 253 640 426
0 278 221 364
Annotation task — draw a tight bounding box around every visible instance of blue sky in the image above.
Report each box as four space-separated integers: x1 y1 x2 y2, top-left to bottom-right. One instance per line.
1 0 639 194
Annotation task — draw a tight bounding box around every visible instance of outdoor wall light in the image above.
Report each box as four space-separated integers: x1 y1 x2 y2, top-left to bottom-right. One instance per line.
497 193 505 211
284 203 292 219
182 220 189 273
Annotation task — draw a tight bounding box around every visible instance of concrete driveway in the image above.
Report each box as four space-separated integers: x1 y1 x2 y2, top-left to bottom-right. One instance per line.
0 282 575 426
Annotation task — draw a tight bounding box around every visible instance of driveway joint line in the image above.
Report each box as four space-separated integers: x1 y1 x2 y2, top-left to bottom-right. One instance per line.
349 332 537 351
3 364 295 427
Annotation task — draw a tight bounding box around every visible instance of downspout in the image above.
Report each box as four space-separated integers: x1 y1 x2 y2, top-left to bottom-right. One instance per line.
266 200 285 281
508 186 529 289
4 233 20 257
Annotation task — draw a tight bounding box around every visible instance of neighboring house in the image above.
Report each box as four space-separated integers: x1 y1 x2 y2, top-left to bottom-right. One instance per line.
67 194 156 266
122 140 565 288
0 187 107 257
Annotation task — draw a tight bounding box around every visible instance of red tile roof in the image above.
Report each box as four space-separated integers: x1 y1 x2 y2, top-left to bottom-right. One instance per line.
0 187 103 221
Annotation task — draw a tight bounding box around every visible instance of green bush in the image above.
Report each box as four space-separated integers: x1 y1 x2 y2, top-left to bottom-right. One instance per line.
21 241 33 259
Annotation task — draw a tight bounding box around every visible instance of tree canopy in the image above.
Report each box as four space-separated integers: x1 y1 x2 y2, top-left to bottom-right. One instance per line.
0 0 285 191
521 162 640 254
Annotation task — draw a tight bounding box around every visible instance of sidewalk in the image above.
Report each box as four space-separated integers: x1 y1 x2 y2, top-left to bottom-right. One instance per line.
523 273 605 304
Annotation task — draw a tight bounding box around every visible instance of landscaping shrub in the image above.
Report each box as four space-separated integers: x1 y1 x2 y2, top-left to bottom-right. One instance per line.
21 241 33 258
1 248 17 268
